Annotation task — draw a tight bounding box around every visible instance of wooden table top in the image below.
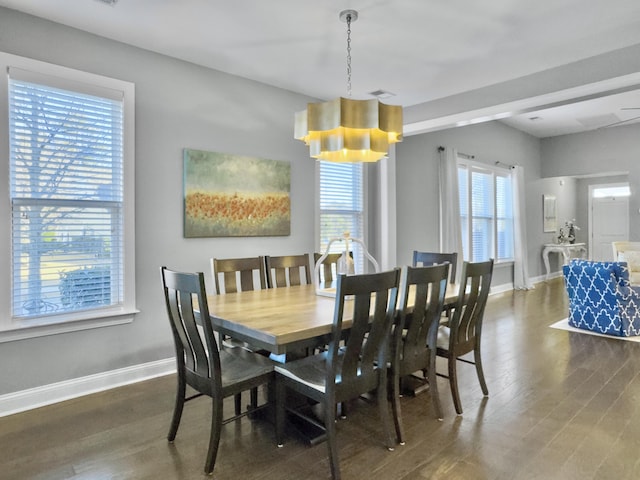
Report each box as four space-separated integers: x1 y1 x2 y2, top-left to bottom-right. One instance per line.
207 283 459 355
208 284 343 354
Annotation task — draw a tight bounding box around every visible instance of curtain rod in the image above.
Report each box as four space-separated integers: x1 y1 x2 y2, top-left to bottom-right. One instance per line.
438 146 515 168
438 145 474 160
495 160 516 170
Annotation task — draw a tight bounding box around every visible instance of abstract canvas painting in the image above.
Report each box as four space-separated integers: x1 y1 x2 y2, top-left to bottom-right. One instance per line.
183 149 290 237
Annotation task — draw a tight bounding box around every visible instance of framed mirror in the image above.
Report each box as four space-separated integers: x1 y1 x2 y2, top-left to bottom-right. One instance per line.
543 194 557 233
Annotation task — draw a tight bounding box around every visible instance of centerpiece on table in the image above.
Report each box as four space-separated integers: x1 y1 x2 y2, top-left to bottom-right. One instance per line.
314 232 379 297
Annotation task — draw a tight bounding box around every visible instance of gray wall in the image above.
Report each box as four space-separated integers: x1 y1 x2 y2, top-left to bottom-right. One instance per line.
541 124 640 239
0 8 317 395
397 120 640 285
396 120 549 284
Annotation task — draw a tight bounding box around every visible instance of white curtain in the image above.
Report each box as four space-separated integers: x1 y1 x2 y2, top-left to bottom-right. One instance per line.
439 147 464 278
512 165 534 289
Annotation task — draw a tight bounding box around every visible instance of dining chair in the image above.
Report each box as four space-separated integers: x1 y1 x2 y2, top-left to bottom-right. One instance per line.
265 253 314 361
210 255 267 413
413 251 458 321
391 263 449 443
314 252 353 286
274 269 401 480
412 250 458 284
314 252 341 286
436 259 494 415
211 256 266 294
265 253 312 288
160 267 274 475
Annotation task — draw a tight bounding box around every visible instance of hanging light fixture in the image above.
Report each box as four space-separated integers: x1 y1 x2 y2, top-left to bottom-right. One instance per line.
294 9 403 163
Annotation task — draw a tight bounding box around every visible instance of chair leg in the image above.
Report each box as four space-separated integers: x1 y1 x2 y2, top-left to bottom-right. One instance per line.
250 387 259 409
474 346 489 396
204 397 223 475
275 378 286 447
168 373 186 442
390 370 405 445
448 355 463 415
338 401 347 419
234 393 241 415
324 399 341 480
377 375 395 451
428 349 443 420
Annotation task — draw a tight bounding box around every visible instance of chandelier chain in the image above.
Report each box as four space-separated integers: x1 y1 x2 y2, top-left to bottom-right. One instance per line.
346 13 352 97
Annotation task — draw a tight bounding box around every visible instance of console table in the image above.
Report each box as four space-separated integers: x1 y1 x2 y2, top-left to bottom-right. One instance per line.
542 242 587 280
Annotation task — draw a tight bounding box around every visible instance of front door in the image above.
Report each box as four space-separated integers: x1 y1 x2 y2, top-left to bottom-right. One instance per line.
591 191 629 261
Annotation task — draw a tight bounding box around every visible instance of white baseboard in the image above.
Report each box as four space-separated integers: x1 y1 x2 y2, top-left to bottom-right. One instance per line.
0 357 176 418
490 282 514 295
490 272 562 295
533 271 563 283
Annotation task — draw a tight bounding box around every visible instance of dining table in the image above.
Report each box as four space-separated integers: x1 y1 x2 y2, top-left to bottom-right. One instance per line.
208 283 337 356
205 281 459 444
207 282 460 357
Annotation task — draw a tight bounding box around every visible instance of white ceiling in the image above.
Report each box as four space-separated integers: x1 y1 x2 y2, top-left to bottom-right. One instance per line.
500 89 640 138
2 0 640 137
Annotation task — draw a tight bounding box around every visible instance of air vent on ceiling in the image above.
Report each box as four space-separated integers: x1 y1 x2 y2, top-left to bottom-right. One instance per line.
576 113 619 129
368 89 396 99
96 0 118 5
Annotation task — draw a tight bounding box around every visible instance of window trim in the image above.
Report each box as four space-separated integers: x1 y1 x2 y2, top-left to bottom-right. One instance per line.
458 158 514 264
0 52 137 342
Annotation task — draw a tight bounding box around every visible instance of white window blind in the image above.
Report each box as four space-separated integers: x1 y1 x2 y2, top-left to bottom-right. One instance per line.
9 74 125 319
458 160 514 263
495 174 514 260
318 161 365 272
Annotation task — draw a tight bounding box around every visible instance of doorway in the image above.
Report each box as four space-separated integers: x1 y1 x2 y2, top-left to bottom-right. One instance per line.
589 183 630 261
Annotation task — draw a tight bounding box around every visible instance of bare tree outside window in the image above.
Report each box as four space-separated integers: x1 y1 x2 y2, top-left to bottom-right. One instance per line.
9 77 123 318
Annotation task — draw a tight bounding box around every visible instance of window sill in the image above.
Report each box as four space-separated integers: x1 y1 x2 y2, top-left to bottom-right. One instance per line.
495 260 514 267
0 308 139 343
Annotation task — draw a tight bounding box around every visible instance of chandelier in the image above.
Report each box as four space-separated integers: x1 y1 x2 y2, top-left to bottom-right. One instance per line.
294 10 403 163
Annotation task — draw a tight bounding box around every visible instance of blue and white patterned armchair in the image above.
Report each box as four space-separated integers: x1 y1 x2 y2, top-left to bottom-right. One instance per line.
563 260 640 337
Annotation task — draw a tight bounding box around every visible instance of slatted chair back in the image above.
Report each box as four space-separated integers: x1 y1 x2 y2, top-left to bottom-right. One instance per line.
314 252 353 286
330 269 400 399
162 267 221 395
448 260 493 355
211 256 266 294
412 250 458 284
265 254 312 288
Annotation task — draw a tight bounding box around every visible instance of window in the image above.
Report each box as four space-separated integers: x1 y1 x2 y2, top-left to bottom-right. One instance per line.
592 184 630 198
458 160 514 262
317 161 365 272
1 53 136 340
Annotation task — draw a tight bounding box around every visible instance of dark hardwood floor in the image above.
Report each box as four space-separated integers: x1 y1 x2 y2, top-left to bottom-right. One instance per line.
3 278 640 479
